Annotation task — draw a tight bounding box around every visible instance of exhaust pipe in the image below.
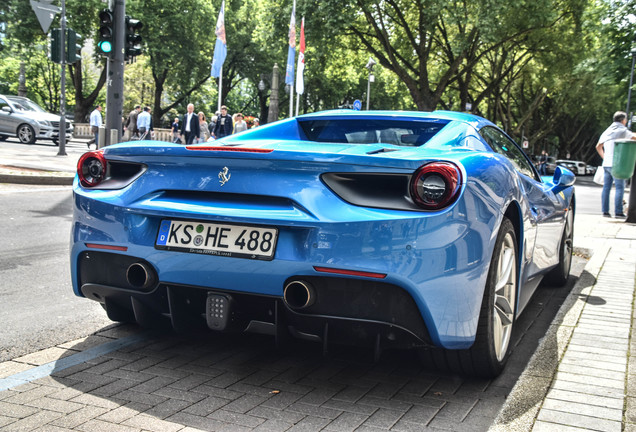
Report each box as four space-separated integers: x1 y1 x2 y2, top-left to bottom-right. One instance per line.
126 262 156 290
283 280 316 310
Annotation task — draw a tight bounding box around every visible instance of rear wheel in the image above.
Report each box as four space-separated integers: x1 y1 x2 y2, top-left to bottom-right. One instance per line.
544 202 574 286
419 218 517 377
17 124 35 144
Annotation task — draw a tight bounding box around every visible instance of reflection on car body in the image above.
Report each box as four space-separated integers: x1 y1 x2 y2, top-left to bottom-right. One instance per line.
556 159 587 175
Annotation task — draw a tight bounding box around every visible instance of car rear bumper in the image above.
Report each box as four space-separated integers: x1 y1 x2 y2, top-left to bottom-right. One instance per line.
77 250 434 351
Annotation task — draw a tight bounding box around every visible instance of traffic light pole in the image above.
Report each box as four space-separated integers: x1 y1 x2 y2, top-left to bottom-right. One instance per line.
105 0 126 145
56 0 67 156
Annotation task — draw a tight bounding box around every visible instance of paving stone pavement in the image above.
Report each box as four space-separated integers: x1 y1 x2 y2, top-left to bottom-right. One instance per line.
0 266 584 432
492 214 636 432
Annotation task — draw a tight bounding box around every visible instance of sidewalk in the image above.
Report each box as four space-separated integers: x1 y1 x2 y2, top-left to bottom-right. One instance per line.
492 214 636 431
0 139 88 185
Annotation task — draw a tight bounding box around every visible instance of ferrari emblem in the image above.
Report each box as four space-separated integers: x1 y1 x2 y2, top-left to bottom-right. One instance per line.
218 167 231 186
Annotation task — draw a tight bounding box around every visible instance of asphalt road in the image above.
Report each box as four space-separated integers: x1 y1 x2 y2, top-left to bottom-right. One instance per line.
0 185 114 362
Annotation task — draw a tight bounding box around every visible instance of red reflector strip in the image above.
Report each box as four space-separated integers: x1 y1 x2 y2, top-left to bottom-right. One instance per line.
185 146 273 153
313 266 387 279
85 243 128 251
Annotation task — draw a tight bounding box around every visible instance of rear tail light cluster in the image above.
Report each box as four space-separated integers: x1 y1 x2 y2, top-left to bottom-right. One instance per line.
77 150 107 187
410 162 462 210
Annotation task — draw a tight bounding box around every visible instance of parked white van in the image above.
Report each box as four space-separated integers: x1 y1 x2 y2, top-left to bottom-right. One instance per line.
556 160 586 175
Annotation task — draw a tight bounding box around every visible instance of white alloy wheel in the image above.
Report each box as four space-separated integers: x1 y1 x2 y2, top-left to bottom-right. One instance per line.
492 231 516 362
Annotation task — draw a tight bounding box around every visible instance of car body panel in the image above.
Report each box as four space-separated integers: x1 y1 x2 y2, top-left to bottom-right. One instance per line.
70 110 574 350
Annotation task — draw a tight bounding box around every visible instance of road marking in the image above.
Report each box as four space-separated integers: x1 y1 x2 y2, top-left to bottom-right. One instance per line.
0 332 150 392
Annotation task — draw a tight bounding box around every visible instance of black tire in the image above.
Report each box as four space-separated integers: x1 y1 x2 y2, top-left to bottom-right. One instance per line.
419 218 518 377
544 202 574 286
17 124 35 144
53 139 59 146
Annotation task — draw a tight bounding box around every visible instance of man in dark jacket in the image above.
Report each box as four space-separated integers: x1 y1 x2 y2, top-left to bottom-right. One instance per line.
180 103 200 144
124 105 140 141
213 105 233 139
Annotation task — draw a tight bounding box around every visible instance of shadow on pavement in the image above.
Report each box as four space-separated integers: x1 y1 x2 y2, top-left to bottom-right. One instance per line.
37 257 587 431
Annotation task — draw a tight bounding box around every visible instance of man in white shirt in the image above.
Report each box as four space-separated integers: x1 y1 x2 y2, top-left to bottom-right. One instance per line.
180 103 200 144
596 111 636 218
136 107 152 139
88 105 102 149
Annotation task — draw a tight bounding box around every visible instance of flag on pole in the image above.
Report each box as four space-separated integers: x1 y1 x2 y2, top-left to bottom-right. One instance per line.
285 0 296 86
210 1 227 78
295 17 305 95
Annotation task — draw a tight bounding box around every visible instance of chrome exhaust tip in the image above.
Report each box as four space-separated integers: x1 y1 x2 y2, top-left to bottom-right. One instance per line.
283 280 316 310
126 262 156 290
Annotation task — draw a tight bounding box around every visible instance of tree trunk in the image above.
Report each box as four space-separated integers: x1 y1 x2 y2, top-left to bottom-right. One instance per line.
69 61 107 123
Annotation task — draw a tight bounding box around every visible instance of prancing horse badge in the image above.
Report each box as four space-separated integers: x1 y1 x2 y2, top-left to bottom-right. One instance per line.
218 167 231 186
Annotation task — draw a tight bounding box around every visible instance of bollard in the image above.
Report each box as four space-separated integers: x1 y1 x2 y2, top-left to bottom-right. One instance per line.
110 129 119 146
97 126 106 149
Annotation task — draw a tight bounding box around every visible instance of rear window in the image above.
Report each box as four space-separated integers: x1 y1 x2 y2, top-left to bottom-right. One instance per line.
298 119 449 147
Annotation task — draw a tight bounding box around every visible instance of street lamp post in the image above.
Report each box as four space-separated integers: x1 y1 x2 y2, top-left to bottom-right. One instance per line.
626 43 636 223
267 63 280 124
365 57 376 110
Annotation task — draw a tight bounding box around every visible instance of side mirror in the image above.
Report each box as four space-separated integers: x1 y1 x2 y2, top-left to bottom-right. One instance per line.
1 106 11 113
551 165 575 194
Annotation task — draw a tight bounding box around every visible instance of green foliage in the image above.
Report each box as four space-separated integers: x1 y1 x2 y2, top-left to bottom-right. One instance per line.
0 0 632 161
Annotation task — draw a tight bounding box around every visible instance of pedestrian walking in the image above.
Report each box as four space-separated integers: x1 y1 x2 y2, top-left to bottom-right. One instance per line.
137 106 152 140
124 105 141 141
180 103 200 144
252 118 260 128
234 113 248 133
171 117 181 143
208 111 219 137
213 105 233 139
88 105 102 149
198 112 210 143
596 110 636 218
538 150 547 175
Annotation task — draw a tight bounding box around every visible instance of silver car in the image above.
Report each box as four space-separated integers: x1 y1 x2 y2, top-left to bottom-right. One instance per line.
0 95 73 145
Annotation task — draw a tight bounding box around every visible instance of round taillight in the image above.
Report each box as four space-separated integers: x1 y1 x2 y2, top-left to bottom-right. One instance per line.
77 150 107 187
410 162 462 210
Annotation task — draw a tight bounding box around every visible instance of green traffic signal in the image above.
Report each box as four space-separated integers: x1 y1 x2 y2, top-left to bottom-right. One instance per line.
98 9 114 57
97 40 112 54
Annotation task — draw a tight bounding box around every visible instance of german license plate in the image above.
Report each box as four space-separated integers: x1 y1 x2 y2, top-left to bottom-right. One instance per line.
155 219 278 260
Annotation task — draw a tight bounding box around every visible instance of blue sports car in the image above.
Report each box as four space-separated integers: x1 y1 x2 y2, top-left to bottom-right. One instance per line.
71 110 575 377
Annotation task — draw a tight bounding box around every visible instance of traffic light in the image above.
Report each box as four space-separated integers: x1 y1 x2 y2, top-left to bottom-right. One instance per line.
125 16 143 60
66 28 82 64
97 9 114 57
50 28 62 63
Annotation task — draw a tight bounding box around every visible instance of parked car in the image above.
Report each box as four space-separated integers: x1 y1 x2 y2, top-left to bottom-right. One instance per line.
71 110 575 377
0 95 72 145
556 159 586 175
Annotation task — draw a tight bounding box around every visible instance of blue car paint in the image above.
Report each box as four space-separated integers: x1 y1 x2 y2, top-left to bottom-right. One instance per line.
71 110 574 350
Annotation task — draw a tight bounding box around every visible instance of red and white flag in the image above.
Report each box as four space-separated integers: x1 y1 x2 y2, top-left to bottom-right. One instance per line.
295 17 305 95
